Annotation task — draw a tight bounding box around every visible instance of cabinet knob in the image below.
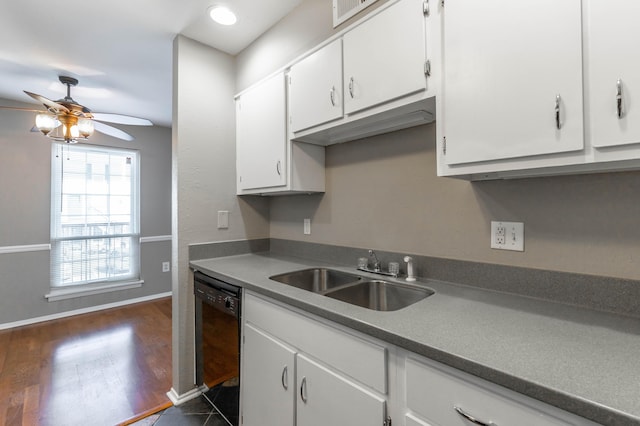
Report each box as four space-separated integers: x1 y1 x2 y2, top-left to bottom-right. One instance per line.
276 160 282 176
617 79 624 119
330 86 336 106
281 365 288 390
300 376 308 403
454 406 498 426
349 77 355 99
555 94 562 130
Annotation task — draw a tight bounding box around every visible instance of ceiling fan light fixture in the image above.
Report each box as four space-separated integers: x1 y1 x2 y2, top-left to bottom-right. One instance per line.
56 114 80 143
9 76 148 144
35 113 57 135
63 123 80 142
209 6 237 25
78 118 95 138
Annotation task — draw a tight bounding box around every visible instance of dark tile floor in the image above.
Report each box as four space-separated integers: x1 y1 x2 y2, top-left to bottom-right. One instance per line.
130 385 238 426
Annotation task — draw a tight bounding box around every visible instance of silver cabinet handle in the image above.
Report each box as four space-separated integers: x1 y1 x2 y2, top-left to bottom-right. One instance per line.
555 94 562 130
281 365 288 390
300 376 307 403
454 406 497 426
330 86 336 106
349 77 354 98
276 160 282 176
617 79 623 119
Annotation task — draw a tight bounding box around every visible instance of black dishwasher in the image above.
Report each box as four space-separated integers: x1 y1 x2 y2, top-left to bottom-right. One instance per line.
194 270 241 426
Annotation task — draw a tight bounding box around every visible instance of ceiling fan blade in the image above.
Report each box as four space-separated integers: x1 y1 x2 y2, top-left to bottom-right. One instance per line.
23 91 70 113
94 121 134 141
0 106 46 114
92 113 152 126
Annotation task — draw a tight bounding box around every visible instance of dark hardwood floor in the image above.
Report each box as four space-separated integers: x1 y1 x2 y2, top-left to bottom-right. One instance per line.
0 297 173 426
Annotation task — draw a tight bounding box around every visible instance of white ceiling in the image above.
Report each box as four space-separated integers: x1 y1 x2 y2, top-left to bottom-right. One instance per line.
0 0 303 128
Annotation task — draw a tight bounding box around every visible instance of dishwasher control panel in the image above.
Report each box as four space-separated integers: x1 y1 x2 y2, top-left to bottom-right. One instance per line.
195 278 240 318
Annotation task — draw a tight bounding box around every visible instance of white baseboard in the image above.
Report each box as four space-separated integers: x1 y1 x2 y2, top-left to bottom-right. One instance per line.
0 291 172 330
166 385 205 406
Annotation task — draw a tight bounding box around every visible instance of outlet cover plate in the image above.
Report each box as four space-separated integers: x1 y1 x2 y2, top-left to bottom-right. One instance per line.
491 221 524 251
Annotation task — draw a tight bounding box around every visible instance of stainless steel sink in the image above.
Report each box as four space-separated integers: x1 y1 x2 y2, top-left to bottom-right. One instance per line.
324 280 434 311
270 268 362 293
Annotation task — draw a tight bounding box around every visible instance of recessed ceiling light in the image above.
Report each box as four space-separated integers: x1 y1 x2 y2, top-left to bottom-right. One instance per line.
209 6 237 26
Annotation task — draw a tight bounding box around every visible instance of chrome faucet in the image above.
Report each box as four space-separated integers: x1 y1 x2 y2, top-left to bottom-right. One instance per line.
357 249 398 278
368 249 381 272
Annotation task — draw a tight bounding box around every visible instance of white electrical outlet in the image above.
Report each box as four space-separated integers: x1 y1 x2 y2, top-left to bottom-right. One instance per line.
162 261 170 272
491 221 524 251
303 218 311 235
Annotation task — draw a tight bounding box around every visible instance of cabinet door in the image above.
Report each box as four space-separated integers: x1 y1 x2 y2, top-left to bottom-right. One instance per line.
241 323 296 426
296 354 386 426
405 357 578 426
289 39 343 133
236 73 287 191
343 0 427 115
587 1 640 148
443 0 584 165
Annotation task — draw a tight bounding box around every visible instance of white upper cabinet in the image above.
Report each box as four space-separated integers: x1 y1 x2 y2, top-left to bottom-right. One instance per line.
289 39 343 133
236 72 325 196
343 0 428 115
442 0 584 165
236 73 287 192
586 0 640 148
289 0 435 145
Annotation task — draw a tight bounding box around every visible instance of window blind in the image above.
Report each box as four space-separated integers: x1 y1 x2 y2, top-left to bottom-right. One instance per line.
50 144 140 288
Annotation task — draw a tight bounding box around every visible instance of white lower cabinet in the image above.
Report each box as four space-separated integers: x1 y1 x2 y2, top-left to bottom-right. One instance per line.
241 323 296 426
241 292 389 426
240 292 596 426
296 354 386 426
402 354 598 426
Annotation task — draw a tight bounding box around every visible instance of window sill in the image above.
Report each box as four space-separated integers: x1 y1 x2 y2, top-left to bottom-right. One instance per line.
45 280 144 302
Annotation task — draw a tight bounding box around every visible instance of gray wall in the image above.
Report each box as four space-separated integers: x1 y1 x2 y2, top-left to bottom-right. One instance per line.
171 35 269 395
0 98 173 325
237 0 640 281
270 125 640 280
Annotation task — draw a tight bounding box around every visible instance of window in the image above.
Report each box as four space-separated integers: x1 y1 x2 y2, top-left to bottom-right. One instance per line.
50 144 140 289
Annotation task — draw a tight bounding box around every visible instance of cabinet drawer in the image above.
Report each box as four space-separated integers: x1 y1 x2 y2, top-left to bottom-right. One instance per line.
405 357 592 426
244 292 387 393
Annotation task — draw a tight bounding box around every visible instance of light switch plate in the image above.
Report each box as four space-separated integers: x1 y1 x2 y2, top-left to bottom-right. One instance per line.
218 210 229 229
491 221 524 251
303 218 311 235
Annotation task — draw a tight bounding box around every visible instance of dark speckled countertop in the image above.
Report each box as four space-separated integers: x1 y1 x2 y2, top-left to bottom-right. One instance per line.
191 252 640 425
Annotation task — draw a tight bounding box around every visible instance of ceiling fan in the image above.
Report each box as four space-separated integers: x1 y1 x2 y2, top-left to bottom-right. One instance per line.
0 75 152 143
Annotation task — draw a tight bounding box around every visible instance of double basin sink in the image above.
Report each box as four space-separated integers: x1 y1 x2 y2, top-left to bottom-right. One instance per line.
269 268 433 311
